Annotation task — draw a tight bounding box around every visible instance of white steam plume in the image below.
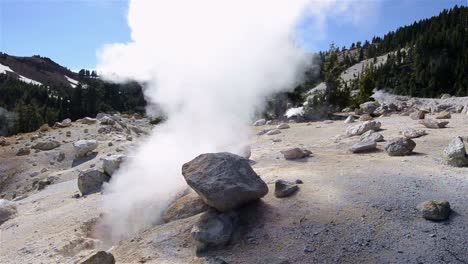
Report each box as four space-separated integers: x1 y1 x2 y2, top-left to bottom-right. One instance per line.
97 0 378 241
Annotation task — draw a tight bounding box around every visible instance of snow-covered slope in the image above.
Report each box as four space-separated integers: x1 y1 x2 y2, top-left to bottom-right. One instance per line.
65 75 79 88
0 62 43 86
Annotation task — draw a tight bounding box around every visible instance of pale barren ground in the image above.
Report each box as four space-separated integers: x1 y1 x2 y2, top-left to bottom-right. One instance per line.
0 113 467 264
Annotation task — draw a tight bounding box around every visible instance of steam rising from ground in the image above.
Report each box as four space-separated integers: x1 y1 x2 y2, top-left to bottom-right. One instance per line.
97 0 378 241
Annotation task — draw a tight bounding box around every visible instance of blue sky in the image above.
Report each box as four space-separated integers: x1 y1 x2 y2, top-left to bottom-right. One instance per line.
0 0 466 71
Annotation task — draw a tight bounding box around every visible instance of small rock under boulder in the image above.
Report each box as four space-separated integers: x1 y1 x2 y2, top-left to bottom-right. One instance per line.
443 137 468 167
280 147 312 160
417 200 451 221
274 180 299 198
182 152 268 212
191 210 236 253
163 191 210 223
385 137 416 156
77 169 110 195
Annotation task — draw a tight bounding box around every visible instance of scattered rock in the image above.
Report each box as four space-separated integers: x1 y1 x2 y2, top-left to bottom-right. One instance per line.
280 147 312 160
0 137 9 146
100 116 116 126
359 114 373 121
84 129 89 133
79 117 98 125
277 123 290 129
0 199 17 225
102 155 125 175
163 191 210 223
345 121 381 137
39 124 50 132
73 140 98 158
443 137 468 167
385 138 416 156
344 115 355 124
274 180 299 198
435 111 451 119
359 130 384 142
266 129 281 136
253 119 266 126
79 251 115 264
418 200 451 221
410 110 426 120
256 128 271 135
295 179 303 184
191 210 236 252
182 152 268 212
126 135 133 141
77 169 110 195
66 131 71 137
16 147 30 156
32 140 60 151
360 101 380 115
400 128 427 139
54 118 72 128
419 119 449 129
56 151 65 162
350 140 377 153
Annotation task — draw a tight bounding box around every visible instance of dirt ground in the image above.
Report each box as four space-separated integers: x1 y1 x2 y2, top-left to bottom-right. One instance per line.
1 113 467 263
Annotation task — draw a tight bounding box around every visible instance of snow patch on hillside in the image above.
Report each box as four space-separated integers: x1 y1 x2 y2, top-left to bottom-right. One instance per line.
1 62 42 86
0 63 14 74
65 75 79 88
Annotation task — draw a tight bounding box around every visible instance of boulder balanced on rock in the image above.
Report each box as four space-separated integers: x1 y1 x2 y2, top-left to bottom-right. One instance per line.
182 152 268 212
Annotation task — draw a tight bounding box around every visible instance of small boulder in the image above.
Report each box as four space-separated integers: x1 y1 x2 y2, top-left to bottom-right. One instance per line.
253 119 266 126
182 152 268 212
276 123 290 129
80 117 98 125
102 155 125 176
280 147 312 160
266 129 281 136
360 101 380 115
359 130 384 143
435 111 451 119
417 200 451 221
0 199 17 224
73 140 98 158
443 137 468 167
409 110 426 120
346 121 381 137
77 169 110 195
16 147 30 156
344 115 355 124
191 210 235 252
100 116 116 126
55 118 72 128
350 140 377 153
32 140 60 151
359 114 373 121
385 138 416 156
400 128 427 139
80 251 115 264
274 180 299 198
419 119 449 129
163 191 210 223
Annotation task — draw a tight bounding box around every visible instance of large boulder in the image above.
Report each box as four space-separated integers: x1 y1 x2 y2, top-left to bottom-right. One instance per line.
191 210 236 252
163 191 210 223
77 169 110 195
80 251 115 264
360 101 380 115
443 137 468 167
350 140 377 153
32 140 60 151
0 199 17 224
417 200 451 221
280 147 312 160
385 138 416 156
73 140 98 158
182 152 268 212
102 155 125 176
419 119 449 129
345 121 381 137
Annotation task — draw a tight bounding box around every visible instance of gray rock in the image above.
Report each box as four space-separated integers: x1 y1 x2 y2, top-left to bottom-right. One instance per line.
435 111 451 119
77 169 110 195
16 147 30 156
280 147 312 160
253 119 266 126
277 123 290 129
100 116 116 125
399 128 427 139
345 121 381 137
409 110 426 120
79 117 98 125
56 151 65 162
0 199 17 224
419 119 449 129
443 137 468 167
359 130 384 142
32 140 60 151
102 155 125 175
350 140 377 153
344 115 355 124
418 200 451 221
79 251 115 264
360 101 380 115
359 114 373 121
191 210 235 252
73 140 98 158
274 180 299 198
266 129 281 136
385 138 416 156
96 113 111 120
182 152 268 212
256 128 272 135
163 191 210 223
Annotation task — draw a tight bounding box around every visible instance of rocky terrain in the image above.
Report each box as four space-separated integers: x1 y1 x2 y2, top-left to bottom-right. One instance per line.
0 102 467 263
